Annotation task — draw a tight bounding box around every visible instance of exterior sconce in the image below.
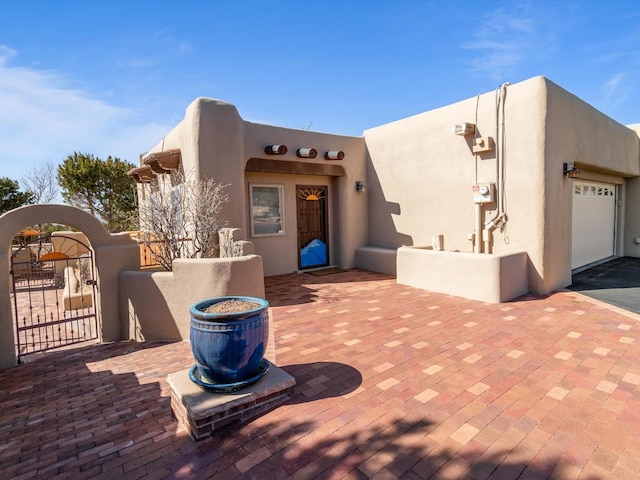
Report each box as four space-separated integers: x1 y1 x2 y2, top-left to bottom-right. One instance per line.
296 148 317 158
264 144 287 155
356 181 366 192
563 162 581 179
325 150 345 160
452 122 475 136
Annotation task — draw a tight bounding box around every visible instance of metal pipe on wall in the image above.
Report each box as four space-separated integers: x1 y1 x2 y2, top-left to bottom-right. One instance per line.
475 203 483 253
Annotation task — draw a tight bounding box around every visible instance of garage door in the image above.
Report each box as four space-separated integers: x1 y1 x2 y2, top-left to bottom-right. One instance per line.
571 181 616 270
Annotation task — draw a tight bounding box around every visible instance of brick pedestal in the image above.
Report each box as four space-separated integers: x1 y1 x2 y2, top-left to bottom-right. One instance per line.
168 364 295 440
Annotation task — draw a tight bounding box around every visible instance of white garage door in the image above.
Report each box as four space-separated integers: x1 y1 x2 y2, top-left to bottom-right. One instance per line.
571 181 616 270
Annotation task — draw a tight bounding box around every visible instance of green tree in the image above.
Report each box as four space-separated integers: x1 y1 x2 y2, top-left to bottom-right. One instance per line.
0 177 34 214
57 152 137 232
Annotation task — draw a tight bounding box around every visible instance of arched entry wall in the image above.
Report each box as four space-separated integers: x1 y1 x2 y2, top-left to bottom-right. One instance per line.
0 204 140 369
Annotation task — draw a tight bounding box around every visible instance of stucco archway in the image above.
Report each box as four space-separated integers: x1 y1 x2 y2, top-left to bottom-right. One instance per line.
0 205 140 369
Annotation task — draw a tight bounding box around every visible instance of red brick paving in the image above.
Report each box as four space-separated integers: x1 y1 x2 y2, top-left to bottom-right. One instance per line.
2 268 640 478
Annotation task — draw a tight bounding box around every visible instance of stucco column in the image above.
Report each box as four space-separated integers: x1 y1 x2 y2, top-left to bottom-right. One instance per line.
0 251 16 368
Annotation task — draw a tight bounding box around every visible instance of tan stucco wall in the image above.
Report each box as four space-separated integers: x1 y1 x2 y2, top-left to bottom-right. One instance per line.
354 246 397 275
0 205 139 369
245 172 336 275
364 76 640 294
138 77 640 300
543 78 639 291
397 247 528 303
242 121 368 273
364 77 548 290
139 97 369 276
119 255 265 341
623 124 640 257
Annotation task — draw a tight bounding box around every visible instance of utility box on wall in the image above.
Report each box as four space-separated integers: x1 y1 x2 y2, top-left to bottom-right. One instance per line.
472 183 495 204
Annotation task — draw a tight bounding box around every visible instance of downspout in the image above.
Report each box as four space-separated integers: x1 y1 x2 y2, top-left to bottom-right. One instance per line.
472 93 483 254
484 82 509 253
475 203 483 253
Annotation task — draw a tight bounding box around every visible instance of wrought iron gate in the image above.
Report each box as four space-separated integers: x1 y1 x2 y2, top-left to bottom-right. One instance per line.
10 233 98 361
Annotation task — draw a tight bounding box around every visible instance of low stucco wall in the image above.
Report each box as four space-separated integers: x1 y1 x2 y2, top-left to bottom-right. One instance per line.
396 247 529 303
119 255 265 342
354 246 397 275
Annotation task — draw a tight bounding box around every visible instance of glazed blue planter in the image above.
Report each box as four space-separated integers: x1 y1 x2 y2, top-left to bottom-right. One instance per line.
190 296 269 385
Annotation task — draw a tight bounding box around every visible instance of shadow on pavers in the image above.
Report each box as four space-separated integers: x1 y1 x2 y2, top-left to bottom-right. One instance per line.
569 257 640 315
282 361 363 404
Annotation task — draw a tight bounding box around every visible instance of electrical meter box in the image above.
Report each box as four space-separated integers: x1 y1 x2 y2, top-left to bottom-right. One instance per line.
472 183 495 204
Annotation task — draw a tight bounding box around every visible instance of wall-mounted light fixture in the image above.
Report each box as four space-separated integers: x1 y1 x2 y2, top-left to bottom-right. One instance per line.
563 162 581 179
356 181 366 192
296 148 317 158
325 150 345 160
264 144 287 155
451 122 475 136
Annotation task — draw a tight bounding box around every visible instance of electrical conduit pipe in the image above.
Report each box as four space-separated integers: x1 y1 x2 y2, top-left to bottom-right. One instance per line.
475 202 483 254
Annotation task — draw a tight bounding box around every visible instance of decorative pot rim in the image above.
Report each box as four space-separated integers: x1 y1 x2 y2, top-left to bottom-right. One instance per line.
190 295 269 322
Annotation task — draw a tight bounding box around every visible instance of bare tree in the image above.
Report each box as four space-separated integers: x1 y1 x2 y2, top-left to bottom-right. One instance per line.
137 172 230 271
21 161 59 204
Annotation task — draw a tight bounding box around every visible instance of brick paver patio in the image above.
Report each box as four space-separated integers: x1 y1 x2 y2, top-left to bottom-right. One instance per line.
1 269 640 479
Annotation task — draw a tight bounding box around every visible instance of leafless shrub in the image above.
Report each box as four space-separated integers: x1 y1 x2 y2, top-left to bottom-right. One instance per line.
21 161 59 204
137 172 230 271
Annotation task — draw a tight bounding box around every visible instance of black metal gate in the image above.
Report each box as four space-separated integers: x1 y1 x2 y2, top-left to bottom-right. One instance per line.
10 233 98 361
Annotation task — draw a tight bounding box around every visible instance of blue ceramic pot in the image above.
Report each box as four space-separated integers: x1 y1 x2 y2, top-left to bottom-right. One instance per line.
190 296 269 384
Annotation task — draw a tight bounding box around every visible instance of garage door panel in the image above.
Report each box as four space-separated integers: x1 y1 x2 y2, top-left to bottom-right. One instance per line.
571 181 615 270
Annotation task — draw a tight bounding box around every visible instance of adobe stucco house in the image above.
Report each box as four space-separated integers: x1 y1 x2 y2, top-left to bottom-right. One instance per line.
129 76 640 303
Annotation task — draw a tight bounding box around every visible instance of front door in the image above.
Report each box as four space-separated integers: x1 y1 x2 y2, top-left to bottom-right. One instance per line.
297 185 328 269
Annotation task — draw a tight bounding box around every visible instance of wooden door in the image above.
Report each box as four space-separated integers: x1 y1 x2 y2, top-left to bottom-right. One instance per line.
297 185 328 269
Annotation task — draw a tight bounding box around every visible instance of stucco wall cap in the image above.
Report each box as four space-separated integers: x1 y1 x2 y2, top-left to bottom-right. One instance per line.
190 97 234 108
185 96 243 124
626 123 640 135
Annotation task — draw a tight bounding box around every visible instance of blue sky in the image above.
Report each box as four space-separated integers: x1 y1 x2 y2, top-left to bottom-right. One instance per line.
2 0 640 184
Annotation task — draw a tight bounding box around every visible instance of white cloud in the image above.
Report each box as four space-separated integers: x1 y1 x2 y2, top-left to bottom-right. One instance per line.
0 46 170 180
462 6 555 80
116 58 159 69
602 73 630 108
